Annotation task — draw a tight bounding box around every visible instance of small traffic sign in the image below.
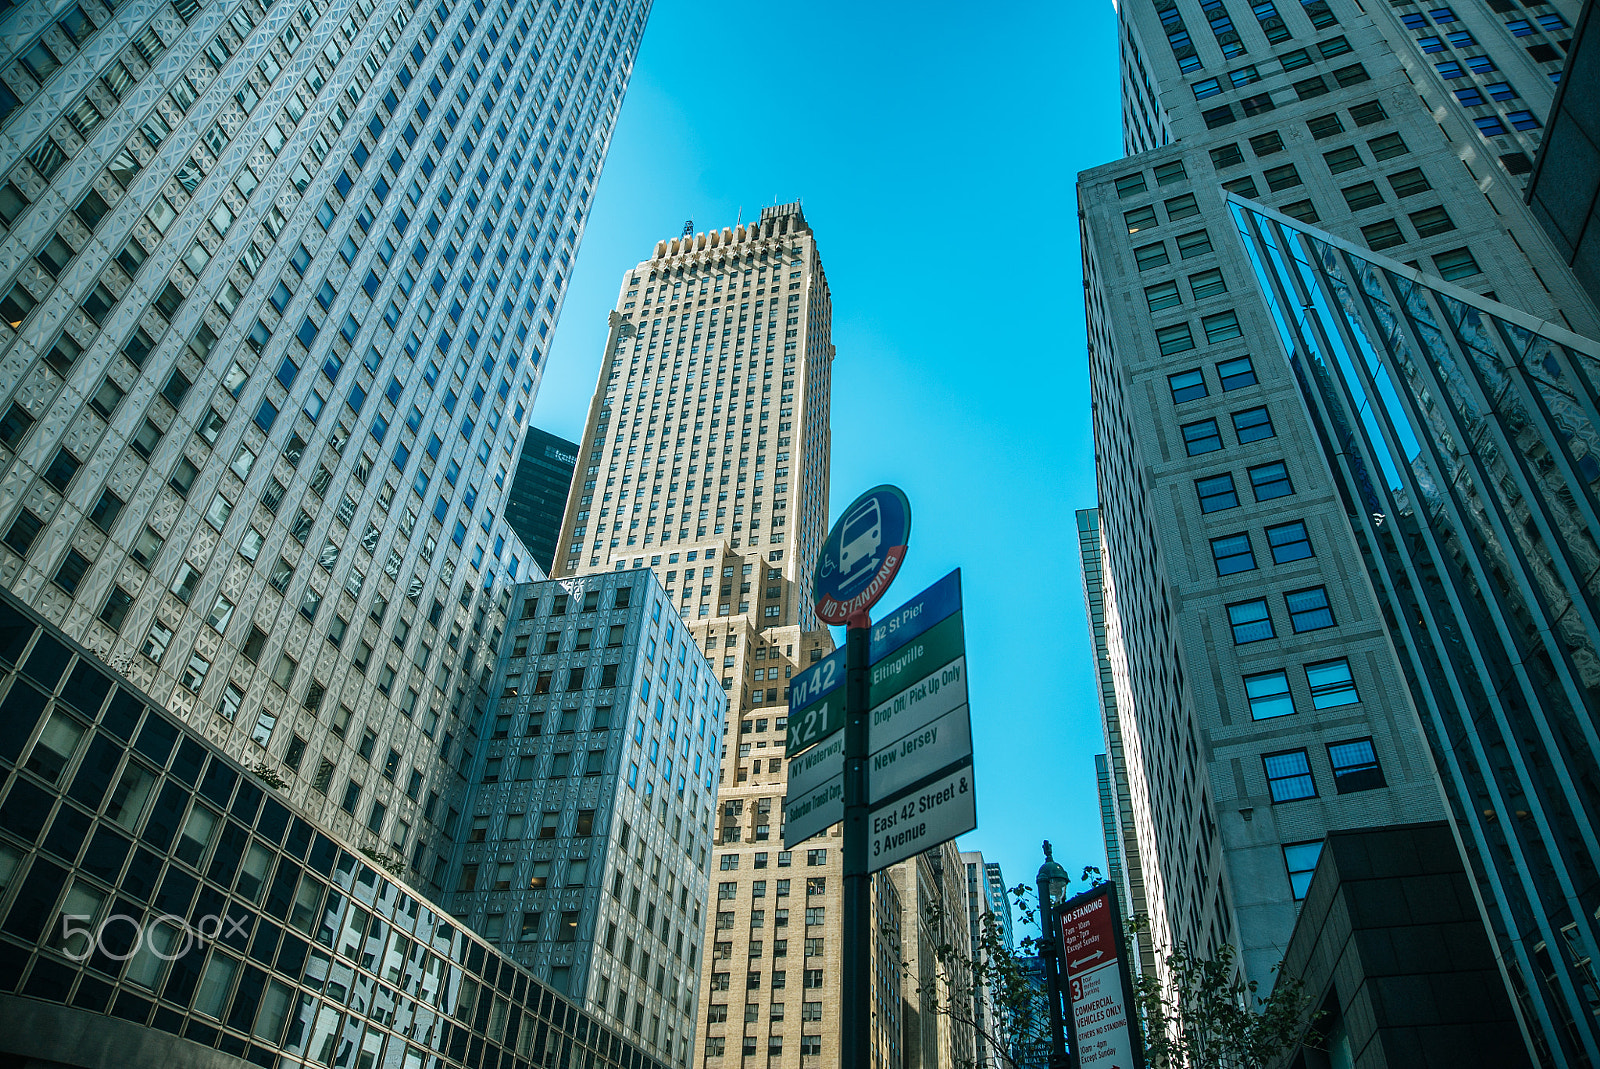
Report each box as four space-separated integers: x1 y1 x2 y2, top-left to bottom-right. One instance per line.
812 485 911 624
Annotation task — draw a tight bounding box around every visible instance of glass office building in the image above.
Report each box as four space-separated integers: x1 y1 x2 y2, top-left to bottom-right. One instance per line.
0 585 669 1069
1234 194 1600 1064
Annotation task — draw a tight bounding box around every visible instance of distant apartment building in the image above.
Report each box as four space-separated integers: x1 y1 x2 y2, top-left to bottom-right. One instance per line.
505 427 580 574
983 860 1013 951
1080 0 1600 1059
444 569 724 1066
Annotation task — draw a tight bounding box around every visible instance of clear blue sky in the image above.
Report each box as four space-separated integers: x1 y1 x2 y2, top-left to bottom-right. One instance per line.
536 0 1124 926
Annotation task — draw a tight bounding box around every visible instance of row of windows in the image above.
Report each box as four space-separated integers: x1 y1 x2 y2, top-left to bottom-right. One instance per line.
1209 518 1314 575
1263 738 1385 802
1197 460 1294 510
1225 586 1335 641
1244 656 1359 720
1181 405 1275 455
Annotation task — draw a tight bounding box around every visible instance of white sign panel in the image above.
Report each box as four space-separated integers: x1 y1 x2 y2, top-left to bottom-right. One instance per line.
867 656 968 752
1070 961 1137 1069
787 731 845 799
869 706 972 804
783 772 843 849
867 761 976 873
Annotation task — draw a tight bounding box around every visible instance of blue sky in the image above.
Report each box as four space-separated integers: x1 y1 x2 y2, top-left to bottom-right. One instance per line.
536 0 1125 925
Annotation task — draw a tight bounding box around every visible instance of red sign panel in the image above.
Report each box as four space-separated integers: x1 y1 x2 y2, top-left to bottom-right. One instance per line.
1059 886 1140 1069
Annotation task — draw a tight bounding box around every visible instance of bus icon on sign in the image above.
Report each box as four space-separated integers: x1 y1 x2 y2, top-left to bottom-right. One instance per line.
811 484 910 624
838 497 882 587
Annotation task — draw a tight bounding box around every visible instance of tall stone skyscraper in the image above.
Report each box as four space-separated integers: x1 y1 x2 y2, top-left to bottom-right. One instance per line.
1079 0 1600 1060
0 0 649 883
551 205 910 1069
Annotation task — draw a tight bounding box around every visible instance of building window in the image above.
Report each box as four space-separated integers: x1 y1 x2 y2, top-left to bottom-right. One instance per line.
1196 473 1239 513
1169 368 1207 403
1210 143 1245 168
1115 173 1148 198
1341 181 1384 211
1157 323 1196 356
1210 533 1257 575
1249 131 1284 155
1232 406 1275 443
1227 599 1275 643
1190 268 1227 300
1134 242 1170 270
1388 168 1432 197
1329 738 1385 793
1245 670 1295 719
1176 230 1213 258
1182 419 1224 456
1146 280 1182 312
1409 206 1456 236
1165 193 1200 221
1306 658 1360 708
1324 145 1363 173
1349 100 1387 125
1264 749 1317 802
1223 176 1260 198
1202 311 1243 343
1125 205 1159 234
1215 355 1255 390
1283 842 1323 900
1266 520 1314 563
1286 587 1335 631
1361 219 1406 249
1248 461 1293 500
1263 164 1303 191
1369 132 1410 160
1434 247 1481 281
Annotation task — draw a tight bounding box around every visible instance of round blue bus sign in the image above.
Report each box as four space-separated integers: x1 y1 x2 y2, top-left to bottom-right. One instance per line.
812 485 911 624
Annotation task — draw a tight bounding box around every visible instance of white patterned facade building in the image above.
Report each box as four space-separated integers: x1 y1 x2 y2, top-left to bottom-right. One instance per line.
0 0 649 880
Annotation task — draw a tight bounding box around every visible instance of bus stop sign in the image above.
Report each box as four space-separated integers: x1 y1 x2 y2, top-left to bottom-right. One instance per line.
812 485 911 624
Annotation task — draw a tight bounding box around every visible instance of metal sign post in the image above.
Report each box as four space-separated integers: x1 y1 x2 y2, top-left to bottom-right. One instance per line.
791 489 981 1069
842 614 872 1069
810 485 912 1069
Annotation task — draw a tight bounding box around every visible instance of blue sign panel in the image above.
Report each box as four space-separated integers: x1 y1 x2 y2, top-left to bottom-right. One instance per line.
813 485 912 624
870 569 961 661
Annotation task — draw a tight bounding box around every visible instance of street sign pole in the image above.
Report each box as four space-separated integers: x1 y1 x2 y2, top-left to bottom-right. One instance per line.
842 611 872 1069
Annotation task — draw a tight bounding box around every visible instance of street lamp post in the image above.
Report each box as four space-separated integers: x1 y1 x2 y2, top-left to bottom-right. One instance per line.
1036 841 1073 1069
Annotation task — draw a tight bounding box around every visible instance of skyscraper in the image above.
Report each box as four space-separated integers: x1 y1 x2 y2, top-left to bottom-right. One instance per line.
0 0 649 892
1081 0 1600 1056
504 425 579 573
1076 508 1153 975
443 568 725 1067
983 860 1013 951
1078 0 1599 1023
548 205 905 1069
